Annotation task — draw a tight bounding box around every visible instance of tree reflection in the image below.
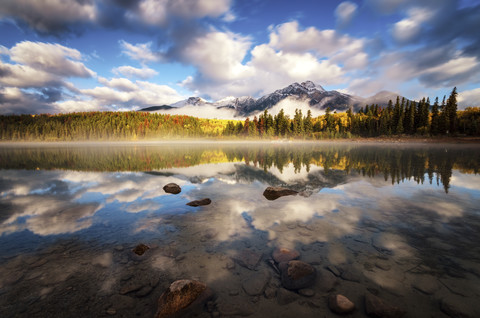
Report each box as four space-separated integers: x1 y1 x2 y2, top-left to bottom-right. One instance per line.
0 144 478 193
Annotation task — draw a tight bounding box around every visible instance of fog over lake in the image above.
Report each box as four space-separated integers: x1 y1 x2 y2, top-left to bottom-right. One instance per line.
0 142 479 317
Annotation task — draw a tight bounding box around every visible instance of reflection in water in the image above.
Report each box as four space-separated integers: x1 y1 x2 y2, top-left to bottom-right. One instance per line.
0 143 479 317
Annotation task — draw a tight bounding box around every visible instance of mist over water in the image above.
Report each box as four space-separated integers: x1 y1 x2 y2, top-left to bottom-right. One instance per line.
0 142 479 317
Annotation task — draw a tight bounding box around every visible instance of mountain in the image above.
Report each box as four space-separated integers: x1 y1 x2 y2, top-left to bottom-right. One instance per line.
139 81 404 116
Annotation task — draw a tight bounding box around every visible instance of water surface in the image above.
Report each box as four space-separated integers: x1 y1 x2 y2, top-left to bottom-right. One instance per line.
0 142 479 317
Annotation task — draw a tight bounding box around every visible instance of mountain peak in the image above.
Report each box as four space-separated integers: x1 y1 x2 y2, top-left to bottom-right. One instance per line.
301 80 325 92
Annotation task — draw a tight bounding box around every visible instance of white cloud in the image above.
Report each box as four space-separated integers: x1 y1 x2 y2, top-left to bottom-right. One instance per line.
392 7 434 43
0 0 97 33
179 31 253 82
112 65 158 79
80 78 184 110
129 0 231 26
98 77 138 92
335 1 358 28
119 40 164 63
458 88 480 108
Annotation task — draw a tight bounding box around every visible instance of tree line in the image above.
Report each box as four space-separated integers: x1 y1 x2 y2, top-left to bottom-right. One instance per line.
0 87 478 141
223 87 480 138
0 111 228 141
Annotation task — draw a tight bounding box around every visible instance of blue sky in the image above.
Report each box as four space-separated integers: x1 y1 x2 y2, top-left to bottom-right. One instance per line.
0 0 479 115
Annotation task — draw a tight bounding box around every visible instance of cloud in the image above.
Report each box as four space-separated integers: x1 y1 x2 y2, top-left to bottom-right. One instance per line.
392 7 434 43
458 88 480 108
0 41 96 114
335 1 358 29
0 0 97 34
112 65 158 79
127 0 231 26
119 40 164 63
179 21 366 100
79 78 184 110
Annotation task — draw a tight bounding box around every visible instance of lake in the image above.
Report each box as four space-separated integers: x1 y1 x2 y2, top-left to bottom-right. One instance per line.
0 142 479 318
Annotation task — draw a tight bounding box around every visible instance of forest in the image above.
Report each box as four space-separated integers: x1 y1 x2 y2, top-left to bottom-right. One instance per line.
0 87 479 140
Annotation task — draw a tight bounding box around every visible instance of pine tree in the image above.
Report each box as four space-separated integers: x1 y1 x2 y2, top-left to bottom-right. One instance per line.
430 97 440 135
446 87 458 134
304 110 313 136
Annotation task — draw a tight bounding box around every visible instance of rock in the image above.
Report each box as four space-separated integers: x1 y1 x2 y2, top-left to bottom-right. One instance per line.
280 260 316 290
233 250 263 270
217 301 254 316
411 275 441 295
263 187 298 200
120 283 144 295
110 295 136 310
365 293 405 318
317 269 337 292
106 308 116 315
156 280 212 318
299 288 315 297
186 198 211 207
132 243 149 256
329 294 355 314
272 247 300 263
440 297 475 318
341 269 361 283
277 288 300 305
163 183 181 194
136 285 153 297
264 287 277 299
327 265 341 277
242 271 270 296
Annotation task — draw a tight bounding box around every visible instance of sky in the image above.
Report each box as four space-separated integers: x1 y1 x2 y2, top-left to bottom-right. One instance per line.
0 0 480 115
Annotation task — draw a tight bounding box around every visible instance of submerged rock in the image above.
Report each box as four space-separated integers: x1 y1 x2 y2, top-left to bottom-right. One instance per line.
156 280 212 318
263 187 298 200
272 247 300 263
132 243 149 256
365 292 405 318
242 271 270 296
280 260 316 290
233 250 263 270
277 288 300 305
163 183 181 194
329 294 355 314
186 198 211 207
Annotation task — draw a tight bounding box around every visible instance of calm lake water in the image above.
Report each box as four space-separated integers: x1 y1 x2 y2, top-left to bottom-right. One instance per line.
0 142 479 318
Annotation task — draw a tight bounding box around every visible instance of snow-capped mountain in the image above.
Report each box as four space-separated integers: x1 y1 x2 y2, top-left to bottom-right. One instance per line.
139 81 403 116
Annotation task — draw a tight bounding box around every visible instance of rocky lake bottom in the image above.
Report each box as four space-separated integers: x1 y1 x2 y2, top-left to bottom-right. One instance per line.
0 143 479 317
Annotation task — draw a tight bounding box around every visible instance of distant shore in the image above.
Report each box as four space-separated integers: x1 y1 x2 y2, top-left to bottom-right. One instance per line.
1 136 480 146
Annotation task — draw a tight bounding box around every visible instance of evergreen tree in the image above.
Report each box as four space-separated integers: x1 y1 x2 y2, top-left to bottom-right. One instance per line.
430 97 440 135
304 110 313 136
446 87 458 134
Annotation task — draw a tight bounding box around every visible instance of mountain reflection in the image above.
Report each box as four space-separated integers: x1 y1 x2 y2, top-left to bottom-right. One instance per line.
1 143 478 192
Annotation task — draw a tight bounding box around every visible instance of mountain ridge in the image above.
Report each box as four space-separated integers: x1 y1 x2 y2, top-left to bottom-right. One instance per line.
140 81 404 116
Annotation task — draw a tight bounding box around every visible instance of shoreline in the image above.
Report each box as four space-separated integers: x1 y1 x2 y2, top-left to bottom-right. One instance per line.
0 136 480 146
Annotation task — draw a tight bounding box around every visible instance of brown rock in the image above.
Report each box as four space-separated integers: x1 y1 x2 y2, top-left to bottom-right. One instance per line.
277 288 300 305
329 294 355 314
132 243 149 256
365 292 405 318
272 247 300 263
156 280 212 318
186 198 211 207
280 260 316 290
242 271 270 296
233 250 263 270
163 183 181 194
263 187 298 200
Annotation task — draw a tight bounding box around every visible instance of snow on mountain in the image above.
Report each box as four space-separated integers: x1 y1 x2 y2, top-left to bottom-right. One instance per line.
139 81 404 117
170 97 209 108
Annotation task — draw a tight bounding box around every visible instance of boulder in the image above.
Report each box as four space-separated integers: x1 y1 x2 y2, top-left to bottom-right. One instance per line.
156 280 212 318
272 247 300 263
233 250 263 270
277 288 300 305
163 183 181 194
132 243 149 256
365 292 405 318
242 271 270 296
263 187 298 200
186 198 211 207
329 294 355 314
280 260 316 290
